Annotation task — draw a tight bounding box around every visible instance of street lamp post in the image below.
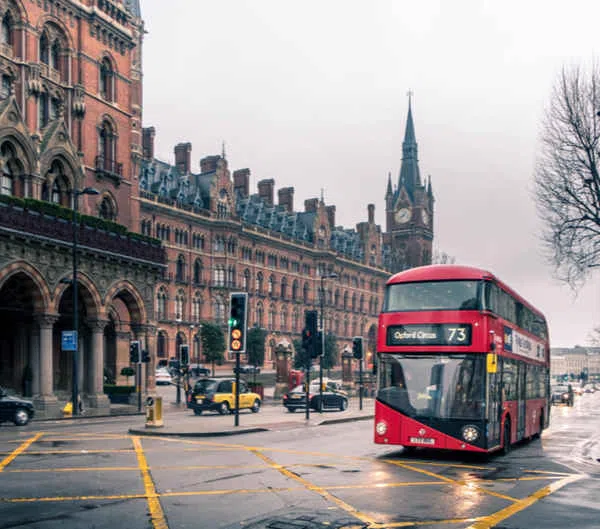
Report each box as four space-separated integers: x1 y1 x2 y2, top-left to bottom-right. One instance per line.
319 272 338 413
71 187 99 416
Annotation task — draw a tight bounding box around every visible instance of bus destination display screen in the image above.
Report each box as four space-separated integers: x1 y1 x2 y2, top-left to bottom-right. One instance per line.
387 324 472 346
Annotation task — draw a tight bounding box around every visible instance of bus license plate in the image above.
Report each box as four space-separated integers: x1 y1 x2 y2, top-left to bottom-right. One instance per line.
409 437 435 445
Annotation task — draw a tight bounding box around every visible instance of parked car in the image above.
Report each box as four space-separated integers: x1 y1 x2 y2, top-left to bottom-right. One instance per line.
155 369 172 386
233 365 261 374
189 378 261 415
551 384 574 406
0 386 34 426
282 383 348 412
189 364 211 377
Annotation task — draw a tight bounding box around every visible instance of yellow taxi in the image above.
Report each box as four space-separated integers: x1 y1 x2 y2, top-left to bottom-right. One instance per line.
190 378 261 415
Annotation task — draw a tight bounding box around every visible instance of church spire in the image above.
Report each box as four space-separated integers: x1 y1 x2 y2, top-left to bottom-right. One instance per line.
396 91 421 201
385 171 392 197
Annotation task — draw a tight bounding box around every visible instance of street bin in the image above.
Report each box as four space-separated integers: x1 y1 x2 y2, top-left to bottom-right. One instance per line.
145 395 163 428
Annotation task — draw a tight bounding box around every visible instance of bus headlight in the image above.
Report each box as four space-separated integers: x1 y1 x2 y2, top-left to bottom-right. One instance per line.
461 425 479 443
376 421 388 435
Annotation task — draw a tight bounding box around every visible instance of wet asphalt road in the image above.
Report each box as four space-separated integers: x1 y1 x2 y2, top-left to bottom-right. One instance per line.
0 392 599 529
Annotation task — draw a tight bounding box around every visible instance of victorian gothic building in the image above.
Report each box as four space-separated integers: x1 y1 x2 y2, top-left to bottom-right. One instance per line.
0 0 434 417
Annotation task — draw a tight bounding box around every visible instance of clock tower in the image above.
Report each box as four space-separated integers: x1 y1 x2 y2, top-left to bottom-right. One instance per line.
383 95 434 273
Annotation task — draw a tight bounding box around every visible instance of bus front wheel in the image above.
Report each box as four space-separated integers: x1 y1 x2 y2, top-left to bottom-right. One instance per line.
502 420 512 455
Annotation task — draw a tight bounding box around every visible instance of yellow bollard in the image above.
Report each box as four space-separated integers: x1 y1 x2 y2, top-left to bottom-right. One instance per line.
63 402 73 416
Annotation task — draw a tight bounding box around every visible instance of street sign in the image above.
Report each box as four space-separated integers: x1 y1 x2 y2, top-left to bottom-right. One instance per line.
61 330 77 352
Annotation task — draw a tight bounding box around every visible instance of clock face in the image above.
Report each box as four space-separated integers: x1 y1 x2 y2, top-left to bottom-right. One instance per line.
395 207 411 224
421 209 429 225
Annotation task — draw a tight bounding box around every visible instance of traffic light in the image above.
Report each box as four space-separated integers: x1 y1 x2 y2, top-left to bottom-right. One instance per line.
129 340 140 364
142 349 150 363
228 292 248 353
179 344 189 366
311 331 323 359
352 336 363 360
303 310 318 357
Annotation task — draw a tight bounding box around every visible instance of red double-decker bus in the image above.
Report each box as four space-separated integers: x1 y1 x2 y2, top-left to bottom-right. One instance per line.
374 264 550 454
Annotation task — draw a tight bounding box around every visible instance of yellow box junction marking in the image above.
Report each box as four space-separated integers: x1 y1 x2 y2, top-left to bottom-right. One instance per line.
0 432 44 472
132 436 168 529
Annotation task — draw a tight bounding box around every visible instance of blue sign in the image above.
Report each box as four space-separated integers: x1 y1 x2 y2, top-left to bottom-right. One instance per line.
61 330 78 352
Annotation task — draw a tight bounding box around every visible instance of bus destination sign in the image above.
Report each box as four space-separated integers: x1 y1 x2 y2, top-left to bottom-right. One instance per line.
387 324 472 346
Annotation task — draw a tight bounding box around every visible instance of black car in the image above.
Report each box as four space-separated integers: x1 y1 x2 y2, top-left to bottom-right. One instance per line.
189 364 211 377
282 384 348 412
0 386 34 426
233 365 260 374
551 384 574 406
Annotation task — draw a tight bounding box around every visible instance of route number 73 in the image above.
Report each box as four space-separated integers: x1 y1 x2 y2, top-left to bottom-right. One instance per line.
447 327 467 342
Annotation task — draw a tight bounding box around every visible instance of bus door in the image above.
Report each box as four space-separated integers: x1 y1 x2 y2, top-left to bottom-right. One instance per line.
517 363 526 440
486 354 501 449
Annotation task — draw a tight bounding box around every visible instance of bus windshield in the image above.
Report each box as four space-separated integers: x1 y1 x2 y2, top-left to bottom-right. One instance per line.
384 280 481 312
377 354 485 420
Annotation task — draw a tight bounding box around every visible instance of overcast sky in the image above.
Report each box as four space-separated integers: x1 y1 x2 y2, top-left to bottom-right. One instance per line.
140 0 600 348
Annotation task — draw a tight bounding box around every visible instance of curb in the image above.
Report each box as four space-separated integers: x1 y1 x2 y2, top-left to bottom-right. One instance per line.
318 414 374 425
32 411 145 423
128 427 269 437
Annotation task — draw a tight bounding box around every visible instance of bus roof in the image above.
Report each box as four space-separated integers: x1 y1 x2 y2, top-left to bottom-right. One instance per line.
387 264 545 319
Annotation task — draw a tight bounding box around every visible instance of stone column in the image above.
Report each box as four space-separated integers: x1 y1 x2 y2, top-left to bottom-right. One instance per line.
87 320 110 413
30 323 40 396
33 314 60 418
144 324 157 393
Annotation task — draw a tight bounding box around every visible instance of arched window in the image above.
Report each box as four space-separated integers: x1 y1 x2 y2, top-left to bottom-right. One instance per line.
214 297 225 324
176 255 186 282
39 32 49 64
292 280 298 301
268 275 274 296
268 305 275 329
334 289 340 307
242 269 250 291
227 265 235 287
193 259 203 285
0 142 16 196
352 293 357 312
303 283 309 304
292 310 299 333
99 120 116 170
213 265 225 287
192 293 202 323
280 277 287 299
256 302 264 328
256 272 263 294
157 331 167 358
360 294 365 313
99 196 115 220
43 160 69 206
99 58 114 101
343 291 348 310
280 308 287 330
1 13 12 48
156 287 167 320
175 290 185 321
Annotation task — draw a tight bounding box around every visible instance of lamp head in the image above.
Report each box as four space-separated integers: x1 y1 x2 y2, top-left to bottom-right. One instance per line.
81 187 100 196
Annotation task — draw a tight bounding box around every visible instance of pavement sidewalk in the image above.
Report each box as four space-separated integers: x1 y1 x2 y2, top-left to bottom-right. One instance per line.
128 397 375 437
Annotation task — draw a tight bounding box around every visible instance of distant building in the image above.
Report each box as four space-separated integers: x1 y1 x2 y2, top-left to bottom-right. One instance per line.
550 347 600 379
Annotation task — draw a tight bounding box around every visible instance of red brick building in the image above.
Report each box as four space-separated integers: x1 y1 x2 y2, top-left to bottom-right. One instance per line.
0 1 433 416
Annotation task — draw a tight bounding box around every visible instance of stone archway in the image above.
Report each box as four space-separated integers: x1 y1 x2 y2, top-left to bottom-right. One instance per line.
0 265 50 396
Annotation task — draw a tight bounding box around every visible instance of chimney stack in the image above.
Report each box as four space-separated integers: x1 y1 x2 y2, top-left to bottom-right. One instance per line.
326 205 336 228
174 142 192 174
200 155 220 173
368 203 375 224
142 127 155 160
233 169 250 198
304 198 318 212
258 178 274 206
278 187 294 212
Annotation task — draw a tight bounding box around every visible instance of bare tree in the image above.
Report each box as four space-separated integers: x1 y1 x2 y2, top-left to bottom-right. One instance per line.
533 63 600 287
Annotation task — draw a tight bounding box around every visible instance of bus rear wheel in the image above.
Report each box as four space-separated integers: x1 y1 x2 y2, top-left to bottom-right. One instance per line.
502 420 512 455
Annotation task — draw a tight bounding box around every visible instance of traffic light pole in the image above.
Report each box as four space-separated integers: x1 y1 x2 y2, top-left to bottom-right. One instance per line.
234 352 240 427
359 356 363 411
305 353 310 421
